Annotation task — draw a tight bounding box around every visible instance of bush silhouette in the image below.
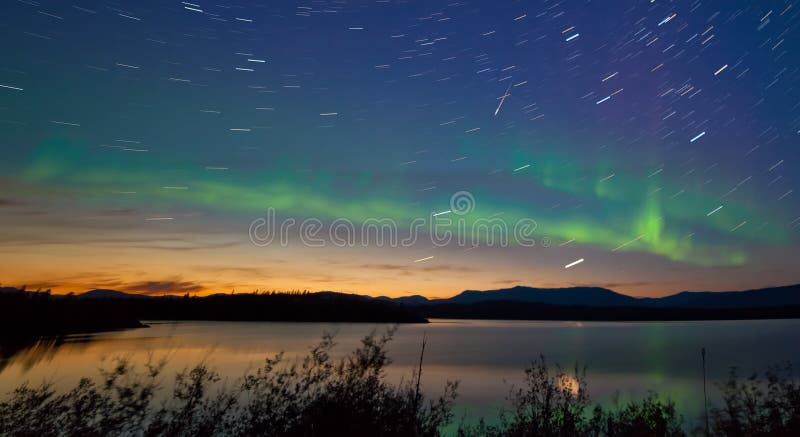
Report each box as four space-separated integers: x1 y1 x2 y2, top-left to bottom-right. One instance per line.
0 329 456 437
710 363 800 436
456 357 683 437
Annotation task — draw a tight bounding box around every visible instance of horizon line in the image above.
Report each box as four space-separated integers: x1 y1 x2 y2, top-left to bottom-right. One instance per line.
6 281 798 301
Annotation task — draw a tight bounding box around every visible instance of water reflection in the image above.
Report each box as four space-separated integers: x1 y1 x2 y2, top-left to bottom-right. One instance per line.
0 330 155 375
0 319 799 426
0 336 65 373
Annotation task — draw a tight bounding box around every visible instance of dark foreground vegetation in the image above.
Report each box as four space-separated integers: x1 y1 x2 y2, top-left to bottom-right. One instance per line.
2 330 799 437
0 329 455 436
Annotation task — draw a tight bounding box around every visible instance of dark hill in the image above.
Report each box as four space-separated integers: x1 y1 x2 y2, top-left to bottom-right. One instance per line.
641 284 800 308
386 283 800 310
395 283 800 321
439 286 638 307
78 289 153 299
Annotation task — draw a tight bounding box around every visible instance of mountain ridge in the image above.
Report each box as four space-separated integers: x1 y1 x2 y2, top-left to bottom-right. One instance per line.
66 283 800 309
413 283 800 308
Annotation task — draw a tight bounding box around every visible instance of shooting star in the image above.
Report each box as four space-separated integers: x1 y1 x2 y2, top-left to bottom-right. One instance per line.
494 81 513 116
565 258 584 269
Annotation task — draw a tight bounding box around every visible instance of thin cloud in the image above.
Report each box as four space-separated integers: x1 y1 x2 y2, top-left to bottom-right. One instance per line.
0 198 26 207
359 264 479 273
566 281 658 290
492 279 522 285
121 279 204 295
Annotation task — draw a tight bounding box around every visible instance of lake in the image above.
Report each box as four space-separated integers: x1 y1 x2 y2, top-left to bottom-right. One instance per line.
2 319 800 431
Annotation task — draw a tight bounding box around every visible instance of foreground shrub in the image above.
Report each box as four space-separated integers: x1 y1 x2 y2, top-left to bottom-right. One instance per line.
457 357 684 437
596 393 684 437
0 329 457 437
710 363 800 436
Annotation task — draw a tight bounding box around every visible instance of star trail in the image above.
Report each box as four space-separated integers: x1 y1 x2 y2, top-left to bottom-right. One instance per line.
0 0 798 297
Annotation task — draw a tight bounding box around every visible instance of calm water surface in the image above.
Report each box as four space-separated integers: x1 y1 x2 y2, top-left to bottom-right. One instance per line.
2 319 800 429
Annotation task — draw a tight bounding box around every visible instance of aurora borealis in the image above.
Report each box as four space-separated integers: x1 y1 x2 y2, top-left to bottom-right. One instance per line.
1 0 798 297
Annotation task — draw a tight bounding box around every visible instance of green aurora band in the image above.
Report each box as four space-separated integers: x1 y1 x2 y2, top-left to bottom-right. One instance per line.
17 138 790 266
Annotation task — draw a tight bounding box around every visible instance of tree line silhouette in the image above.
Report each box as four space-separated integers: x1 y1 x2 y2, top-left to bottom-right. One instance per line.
0 287 425 338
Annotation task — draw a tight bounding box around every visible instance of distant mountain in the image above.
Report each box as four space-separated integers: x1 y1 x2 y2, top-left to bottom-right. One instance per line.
78 289 152 299
387 283 800 310
395 283 800 321
436 286 638 307
642 284 800 308
376 295 431 306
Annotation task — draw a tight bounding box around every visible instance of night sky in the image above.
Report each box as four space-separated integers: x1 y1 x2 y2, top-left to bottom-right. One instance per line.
1 0 798 298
